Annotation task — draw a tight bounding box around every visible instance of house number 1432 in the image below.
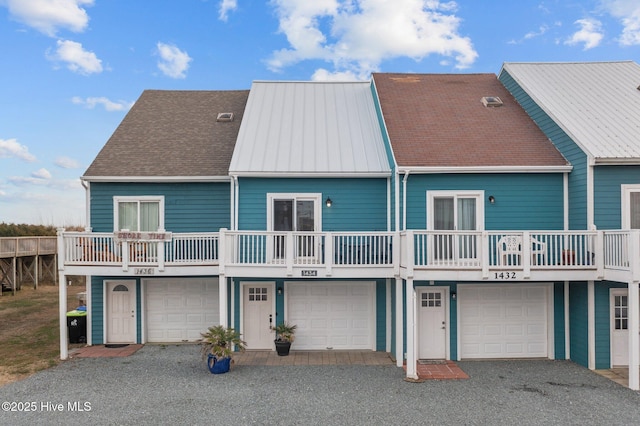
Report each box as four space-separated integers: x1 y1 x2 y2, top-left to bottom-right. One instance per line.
494 272 517 280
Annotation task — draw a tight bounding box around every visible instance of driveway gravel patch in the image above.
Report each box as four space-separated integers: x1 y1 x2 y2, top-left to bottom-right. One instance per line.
1 345 639 425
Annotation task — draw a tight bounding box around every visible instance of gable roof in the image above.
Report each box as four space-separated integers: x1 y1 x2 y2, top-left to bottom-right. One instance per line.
229 81 390 177
83 90 249 181
372 73 570 172
501 61 640 164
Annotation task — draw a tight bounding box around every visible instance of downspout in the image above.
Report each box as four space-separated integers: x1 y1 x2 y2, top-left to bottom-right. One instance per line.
587 159 595 229
233 176 239 231
81 179 90 229
387 177 391 232
402 171 410 231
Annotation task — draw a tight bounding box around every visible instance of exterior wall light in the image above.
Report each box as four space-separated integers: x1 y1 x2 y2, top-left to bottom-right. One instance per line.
325 197 333 207
277 287 283 295
488 195 495 204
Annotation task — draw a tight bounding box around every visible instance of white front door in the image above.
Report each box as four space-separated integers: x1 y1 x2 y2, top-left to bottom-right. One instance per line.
611 289 640 366
106 281 136 343
242 283 275 350
418 288 447 359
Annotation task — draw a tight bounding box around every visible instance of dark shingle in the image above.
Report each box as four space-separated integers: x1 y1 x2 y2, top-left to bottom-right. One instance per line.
84 90 249 178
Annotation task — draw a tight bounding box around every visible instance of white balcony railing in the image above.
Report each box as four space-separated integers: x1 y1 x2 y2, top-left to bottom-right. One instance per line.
221 231 394 267
57 229 640 281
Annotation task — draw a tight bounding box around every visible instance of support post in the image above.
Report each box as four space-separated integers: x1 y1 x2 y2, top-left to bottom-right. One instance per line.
395 277 403 367
219 274 228 327
405 278 418 380
628 281 639 391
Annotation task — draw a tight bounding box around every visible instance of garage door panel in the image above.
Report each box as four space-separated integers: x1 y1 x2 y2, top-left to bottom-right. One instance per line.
146 278 219 343
288 282 375 350
460 285 548 359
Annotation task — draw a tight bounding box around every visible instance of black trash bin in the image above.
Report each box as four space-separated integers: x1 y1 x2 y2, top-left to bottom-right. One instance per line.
67 309 87 343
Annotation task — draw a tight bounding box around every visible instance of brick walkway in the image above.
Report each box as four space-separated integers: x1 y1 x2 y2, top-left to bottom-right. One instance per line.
404 360 469 380
234 350 394 366
71 344 143 358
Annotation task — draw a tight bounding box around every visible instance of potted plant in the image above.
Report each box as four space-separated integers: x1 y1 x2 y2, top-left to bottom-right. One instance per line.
200 325 246 374
272 322 297 356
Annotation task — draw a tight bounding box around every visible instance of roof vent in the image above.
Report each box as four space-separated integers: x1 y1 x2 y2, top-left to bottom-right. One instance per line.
216 112 234 122
481 96 503 107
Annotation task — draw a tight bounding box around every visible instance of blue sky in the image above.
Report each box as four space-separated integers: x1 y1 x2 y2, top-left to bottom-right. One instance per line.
0 0 639 226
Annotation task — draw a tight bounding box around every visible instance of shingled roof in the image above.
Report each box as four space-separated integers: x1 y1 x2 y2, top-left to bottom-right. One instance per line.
372 73 569 169
83 90 249 179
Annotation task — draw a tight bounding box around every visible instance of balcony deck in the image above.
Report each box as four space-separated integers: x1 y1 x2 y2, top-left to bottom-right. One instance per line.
56 229 640 283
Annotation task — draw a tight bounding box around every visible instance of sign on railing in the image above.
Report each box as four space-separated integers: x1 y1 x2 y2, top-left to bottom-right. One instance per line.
114 231 173 242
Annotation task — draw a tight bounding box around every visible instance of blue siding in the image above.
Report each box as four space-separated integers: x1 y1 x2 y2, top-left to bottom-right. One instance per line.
594 166 640 229
500 70 588 230
237 177 388 231
89 182 231 232
405 173 564 230
569 282 589 367
553 282 566 359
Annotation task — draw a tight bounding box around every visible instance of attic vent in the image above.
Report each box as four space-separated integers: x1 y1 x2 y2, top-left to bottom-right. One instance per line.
481 96 503 107
216 112 234 122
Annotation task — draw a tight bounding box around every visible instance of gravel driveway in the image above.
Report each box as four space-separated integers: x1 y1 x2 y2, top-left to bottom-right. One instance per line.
1 345 640 425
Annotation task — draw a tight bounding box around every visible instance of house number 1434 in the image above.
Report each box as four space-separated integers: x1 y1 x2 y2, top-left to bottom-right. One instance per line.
134 268 155 275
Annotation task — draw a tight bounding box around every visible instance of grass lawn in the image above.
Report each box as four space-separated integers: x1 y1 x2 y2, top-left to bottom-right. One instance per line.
0 283 85 386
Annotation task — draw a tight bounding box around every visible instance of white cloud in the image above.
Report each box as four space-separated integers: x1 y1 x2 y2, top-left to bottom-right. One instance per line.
219 0 237 21
311 68 362 81
31 168 52 179
565 18 604 50
71 96 133 111
600 0 640 45
0 138 36 162
267 0 478 77
156 42 192 79
55 156 80 169
49 39 103 74
3 0 93 36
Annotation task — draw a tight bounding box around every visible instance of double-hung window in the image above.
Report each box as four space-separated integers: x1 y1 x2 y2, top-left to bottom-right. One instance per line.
114 196 164 231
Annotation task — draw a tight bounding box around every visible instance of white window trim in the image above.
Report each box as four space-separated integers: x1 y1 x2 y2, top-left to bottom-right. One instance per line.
621 184 640 229
426 190 485 231
266 193 322 231
113 195 165 232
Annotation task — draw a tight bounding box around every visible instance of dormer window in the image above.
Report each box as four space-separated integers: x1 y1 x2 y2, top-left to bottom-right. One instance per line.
216 112 234 122
481 97 503 107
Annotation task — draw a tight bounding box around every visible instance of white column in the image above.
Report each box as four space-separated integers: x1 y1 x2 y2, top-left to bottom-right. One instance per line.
386 279 391 353
405 278 418 380
395 278 403 367
564 281 570 360
588 281 595 370
628 281 639 391
57 229 68 360
219 274 228 327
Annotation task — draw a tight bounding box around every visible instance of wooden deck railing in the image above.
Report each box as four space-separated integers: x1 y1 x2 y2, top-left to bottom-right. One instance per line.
0 237 57 258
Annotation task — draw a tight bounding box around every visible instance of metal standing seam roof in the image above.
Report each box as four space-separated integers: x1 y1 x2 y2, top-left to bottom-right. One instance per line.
83 90 249 180
372 72 569 170
502 61 640 163
229 81 391 176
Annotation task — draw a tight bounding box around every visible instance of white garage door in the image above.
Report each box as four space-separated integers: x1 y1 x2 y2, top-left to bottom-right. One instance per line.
146 278 219 343
459 285 549 359
287 282 375 350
